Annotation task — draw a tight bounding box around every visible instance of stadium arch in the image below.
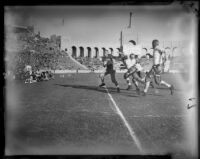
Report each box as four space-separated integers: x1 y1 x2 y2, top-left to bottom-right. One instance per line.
109 48 114 55
79 46 84 57
72 46 77 58
87 47 92 58
94 47 99 58
129 40 136 45
116 48 120 52
102 47 106 57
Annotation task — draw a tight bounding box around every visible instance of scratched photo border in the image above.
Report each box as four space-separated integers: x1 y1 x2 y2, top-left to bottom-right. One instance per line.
2 0 199 159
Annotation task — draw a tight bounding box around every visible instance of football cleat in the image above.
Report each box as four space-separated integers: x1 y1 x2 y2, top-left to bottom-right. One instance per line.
141 91 147 96
126 85 132 90
150 81 155 88
136 88 141 95
99 83 106 87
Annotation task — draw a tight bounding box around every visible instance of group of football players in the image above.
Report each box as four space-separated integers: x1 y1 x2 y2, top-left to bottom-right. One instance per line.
99 39 174 96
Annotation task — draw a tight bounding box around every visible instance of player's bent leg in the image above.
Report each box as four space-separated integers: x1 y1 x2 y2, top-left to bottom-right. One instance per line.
110 71 120 92
141 70 154 96
133 72 145 85
124 72 132 90
110 71 118 86
160 80 174 95
154 74 162 85
132 79 140 95
154 65 175 95
124 72 133 90
154 72 174 95
126 77 132 90
99 72 106 87
143 81 151 96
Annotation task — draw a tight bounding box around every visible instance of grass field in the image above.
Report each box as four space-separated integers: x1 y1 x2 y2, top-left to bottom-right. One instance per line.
5 72 197 158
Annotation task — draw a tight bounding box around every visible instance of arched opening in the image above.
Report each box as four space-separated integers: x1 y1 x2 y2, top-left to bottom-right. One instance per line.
109 48 114 55
129 40 136 46
94 47 99 58
116 48 121 55
87 47 92 58
102 47 106 57
72 46 77 58
79 46 84 57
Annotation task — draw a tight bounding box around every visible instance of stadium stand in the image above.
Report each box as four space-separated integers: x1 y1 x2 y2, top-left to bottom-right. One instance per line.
5 25 87 80
75 57 104 70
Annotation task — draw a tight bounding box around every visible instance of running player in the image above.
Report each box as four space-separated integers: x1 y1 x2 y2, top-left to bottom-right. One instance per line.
124 53 147 94
99 50 120 92
143 39 174 96
118 49 145 93
120 53 134 90
121 43 144 90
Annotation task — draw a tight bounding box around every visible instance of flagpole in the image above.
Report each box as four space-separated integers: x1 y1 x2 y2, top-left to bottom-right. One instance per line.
119 12 133 53
120 31 123 52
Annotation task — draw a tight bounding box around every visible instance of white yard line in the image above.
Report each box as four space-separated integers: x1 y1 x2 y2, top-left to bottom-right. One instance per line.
104 86 144 154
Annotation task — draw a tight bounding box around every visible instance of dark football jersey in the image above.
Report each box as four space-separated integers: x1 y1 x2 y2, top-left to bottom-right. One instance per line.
106 58 114 71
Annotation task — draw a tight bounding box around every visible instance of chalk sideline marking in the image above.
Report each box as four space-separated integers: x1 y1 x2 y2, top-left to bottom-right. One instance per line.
104 86 144 154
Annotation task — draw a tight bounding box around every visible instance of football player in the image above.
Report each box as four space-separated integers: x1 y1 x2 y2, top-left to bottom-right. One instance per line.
99 50 120 92
143 39 174 96
120 51 147 94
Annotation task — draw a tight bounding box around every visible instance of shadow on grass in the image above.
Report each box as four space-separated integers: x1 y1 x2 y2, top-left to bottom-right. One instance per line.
153 87 182 92
54 84 141 97
54 84 168 97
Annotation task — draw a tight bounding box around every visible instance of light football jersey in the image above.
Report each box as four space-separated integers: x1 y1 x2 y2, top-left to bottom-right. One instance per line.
153 47 163 65
125 58 136 69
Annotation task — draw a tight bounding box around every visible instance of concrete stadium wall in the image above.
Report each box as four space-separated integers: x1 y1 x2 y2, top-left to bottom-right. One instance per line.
63 42 185 59
67 45 112 58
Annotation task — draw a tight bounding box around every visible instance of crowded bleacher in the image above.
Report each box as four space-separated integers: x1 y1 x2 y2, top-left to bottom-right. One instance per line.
5 25 87 82
75 57 104 70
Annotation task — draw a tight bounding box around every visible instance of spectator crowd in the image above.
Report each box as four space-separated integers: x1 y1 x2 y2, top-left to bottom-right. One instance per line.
5 27 87 81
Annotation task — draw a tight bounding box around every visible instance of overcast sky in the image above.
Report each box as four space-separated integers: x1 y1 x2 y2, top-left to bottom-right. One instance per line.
5 4 197 48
